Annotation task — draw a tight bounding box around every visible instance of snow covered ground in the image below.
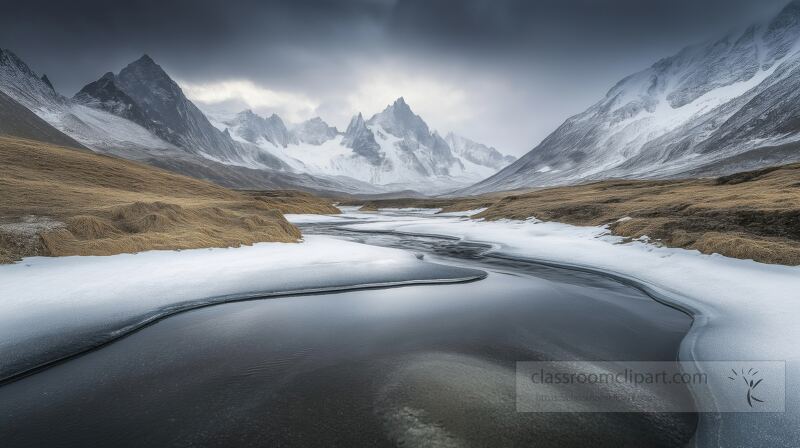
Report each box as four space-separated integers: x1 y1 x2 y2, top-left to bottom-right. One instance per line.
327 210 800 447
0 235 484 382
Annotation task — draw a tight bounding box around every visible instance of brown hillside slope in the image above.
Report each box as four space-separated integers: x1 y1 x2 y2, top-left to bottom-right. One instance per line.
0 136 313 263
476 165 800 265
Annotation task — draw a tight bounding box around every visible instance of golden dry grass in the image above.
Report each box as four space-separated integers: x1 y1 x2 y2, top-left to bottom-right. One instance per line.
474 165 800 265
239 190 341 214
0 136 336 263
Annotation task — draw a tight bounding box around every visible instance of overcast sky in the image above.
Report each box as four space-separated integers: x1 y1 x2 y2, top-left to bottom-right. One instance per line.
0 0 790 155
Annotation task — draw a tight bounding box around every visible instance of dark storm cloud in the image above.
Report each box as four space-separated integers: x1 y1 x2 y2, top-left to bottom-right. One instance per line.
0 0 790 154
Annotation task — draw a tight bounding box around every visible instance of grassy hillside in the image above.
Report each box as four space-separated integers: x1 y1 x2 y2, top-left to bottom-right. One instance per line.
345 165 800 265
0 136 339 263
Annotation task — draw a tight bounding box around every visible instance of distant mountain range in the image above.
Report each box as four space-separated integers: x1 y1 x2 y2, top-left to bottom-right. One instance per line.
0 50 515 195
7 2 800 198
214 97 516 192
462 0 800 194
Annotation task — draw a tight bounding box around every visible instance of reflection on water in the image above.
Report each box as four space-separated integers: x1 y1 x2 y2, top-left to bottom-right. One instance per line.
0 223 697 447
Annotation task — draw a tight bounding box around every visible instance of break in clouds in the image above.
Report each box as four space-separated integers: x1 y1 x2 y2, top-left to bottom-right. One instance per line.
0 0 789 155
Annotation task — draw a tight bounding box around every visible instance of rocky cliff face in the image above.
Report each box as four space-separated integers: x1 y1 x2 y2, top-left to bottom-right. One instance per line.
342 112 384 165
111 55 244 162
73 72 147 124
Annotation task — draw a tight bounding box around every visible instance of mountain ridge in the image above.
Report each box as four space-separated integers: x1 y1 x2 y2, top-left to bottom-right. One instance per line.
461 0 800 194
0 48 515 195
216 98 516 193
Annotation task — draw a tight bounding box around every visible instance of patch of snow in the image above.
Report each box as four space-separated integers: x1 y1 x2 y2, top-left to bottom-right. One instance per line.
378 208 443 215
436 208 488 217
0 235 484 381
283 214 353 224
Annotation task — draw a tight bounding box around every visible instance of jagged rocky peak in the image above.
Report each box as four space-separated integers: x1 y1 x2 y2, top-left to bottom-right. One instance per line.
343 113 383 165
445 132 517 170
115 54 184 109
73 71 147 123
368 96 431 142
292 117 338 145
81 53 245 162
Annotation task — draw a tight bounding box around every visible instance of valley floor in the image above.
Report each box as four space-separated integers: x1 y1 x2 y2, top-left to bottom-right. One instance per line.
346 163 800 265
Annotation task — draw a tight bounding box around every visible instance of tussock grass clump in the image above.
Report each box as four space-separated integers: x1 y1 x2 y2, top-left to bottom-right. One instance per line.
66 215 120 240
0 136 330 263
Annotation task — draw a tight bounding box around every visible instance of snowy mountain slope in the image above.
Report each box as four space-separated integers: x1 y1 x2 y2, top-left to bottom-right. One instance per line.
215 98 516 194
0 49 385 195
0 48 177 154
367 97 462 177
0 90 85 148
446 132 517 171
462 0 800 194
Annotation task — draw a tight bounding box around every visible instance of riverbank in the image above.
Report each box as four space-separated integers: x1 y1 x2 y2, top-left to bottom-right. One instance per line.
0 225 695 448
0 235 484 383
0 136 337 263
342 163 800 265
329 208 800 447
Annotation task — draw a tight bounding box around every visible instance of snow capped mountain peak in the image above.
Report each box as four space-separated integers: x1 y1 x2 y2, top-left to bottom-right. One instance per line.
368 96 431 142
0 48 181 156
343 112 383 164
101 54 257 163
291 116 338 145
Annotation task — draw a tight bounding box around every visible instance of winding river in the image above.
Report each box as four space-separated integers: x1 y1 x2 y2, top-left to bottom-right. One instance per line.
0 215 698 447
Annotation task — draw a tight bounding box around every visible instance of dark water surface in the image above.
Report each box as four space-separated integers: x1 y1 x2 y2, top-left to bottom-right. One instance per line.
0 221 697 447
